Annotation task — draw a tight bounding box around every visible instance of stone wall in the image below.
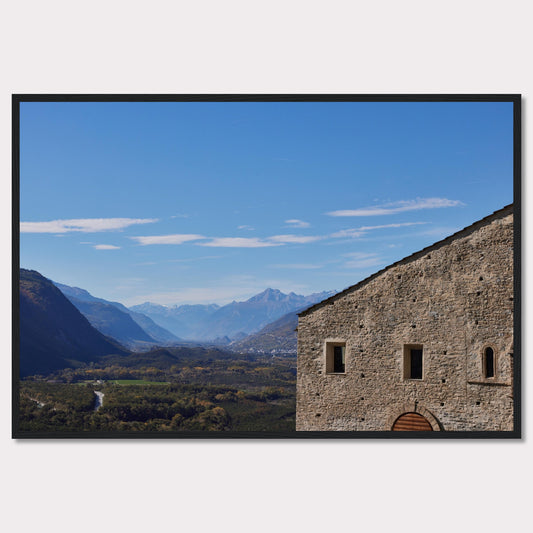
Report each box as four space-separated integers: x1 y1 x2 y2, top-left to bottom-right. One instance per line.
296 206 514 432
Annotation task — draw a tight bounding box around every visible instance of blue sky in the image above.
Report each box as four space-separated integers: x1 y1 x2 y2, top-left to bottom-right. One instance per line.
19 101 514 306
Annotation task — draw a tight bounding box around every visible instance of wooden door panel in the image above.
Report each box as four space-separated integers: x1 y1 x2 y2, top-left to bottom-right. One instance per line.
392 412 433 431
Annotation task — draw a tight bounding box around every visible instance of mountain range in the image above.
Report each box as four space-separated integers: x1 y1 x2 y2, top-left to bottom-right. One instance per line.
19 268 335 376
130 288 334 342
54 282 181 350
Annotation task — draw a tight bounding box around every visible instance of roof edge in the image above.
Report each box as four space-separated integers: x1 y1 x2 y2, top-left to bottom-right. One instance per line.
298 204 513 318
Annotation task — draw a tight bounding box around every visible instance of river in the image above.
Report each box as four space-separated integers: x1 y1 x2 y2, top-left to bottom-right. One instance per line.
94 391 104 411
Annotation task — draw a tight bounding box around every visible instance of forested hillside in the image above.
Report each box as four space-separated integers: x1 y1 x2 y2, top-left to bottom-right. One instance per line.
19 269 127 376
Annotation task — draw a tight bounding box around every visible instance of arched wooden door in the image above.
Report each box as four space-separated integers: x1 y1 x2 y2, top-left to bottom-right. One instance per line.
392 412 433 431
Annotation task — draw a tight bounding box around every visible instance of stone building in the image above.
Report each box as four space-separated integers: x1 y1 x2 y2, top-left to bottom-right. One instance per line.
296 205 514 432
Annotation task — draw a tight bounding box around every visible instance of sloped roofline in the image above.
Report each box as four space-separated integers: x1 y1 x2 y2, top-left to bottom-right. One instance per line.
299 204 513 318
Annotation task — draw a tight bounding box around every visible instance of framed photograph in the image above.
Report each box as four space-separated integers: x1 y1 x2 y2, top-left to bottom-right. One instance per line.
12 95 521 438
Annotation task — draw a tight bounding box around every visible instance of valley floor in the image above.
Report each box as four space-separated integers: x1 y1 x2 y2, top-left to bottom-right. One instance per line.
16 351 296 435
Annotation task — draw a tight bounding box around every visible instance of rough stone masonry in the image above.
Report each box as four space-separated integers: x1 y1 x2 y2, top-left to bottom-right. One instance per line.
296 205 514 431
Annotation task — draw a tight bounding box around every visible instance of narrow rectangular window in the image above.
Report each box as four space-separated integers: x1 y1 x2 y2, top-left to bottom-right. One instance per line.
404 344 423 380
333 345 345 373
326 342 346 374
485 347 494 378
410 348 423 379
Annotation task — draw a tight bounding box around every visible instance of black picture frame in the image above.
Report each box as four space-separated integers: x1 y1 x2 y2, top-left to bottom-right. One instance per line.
12 94 521 439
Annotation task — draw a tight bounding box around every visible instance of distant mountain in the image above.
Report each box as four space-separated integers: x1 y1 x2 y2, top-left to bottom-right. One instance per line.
129 302 220 339
229 310 299 355
55 282 180 348
126 310 180 344
195 289 298 340
53 284 96 303
64 298 157 349
130 288 335 342
229 291 337 354
198 289 336 340
19 269 127 377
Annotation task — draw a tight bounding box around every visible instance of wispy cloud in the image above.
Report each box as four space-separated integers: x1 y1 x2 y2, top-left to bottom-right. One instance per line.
359 222 427 230
270 263 323 270
330 228 365 239
21 218 158 233
131 234 206 245
327 198 464 217
420 226 461 239
268 234 323 244
199 234 323 247
168 255 222 263
198 237 281 248
130 220 426 249
170 214 189 219
330 222 426 239
285 219 310 228
94 244 120 250
342 252 385 269
238 225 255 231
